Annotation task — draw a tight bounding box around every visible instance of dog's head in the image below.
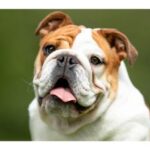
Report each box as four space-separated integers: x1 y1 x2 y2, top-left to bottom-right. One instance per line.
33 11 138 133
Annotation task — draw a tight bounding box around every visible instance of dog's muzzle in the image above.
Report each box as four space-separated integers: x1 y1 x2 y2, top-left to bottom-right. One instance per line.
49 54 79 103
35 52 103 118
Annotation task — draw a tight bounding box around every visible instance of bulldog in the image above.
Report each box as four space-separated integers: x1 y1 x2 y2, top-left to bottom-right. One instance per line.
28 11 150 141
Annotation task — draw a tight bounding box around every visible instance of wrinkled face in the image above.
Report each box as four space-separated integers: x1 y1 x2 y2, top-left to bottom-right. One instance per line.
33 12 137 132
34 26 118 117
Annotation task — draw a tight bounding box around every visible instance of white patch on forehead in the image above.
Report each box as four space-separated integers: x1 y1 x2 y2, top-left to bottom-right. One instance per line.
72 28 105 57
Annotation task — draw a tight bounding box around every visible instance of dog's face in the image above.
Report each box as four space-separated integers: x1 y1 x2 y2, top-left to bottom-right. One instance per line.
33 12 138 133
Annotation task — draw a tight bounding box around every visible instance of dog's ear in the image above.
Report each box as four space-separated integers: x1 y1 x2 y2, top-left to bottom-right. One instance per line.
35 11 73 37
99 29 138 65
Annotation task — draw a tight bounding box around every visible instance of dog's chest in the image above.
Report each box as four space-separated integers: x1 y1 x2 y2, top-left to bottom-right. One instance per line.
29 100 116 141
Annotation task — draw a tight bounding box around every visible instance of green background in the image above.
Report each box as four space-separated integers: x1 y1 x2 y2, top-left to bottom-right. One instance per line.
0 10 149 140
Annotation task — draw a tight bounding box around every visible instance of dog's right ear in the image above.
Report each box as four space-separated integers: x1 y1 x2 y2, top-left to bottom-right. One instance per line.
35 11 73 37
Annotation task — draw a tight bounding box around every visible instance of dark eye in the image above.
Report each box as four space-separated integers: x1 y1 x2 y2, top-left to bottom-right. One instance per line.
43 44 56 56
90 56 105 65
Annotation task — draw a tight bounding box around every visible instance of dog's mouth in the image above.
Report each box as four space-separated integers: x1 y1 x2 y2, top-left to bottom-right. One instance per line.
50 78 77 103
42 78 88 112
39 78 102 114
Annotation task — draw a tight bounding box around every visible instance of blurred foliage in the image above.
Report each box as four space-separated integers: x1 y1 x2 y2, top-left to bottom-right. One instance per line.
0 10 150 140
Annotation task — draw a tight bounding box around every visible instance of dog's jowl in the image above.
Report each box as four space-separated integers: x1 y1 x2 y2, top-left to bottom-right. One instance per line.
28 11 150 141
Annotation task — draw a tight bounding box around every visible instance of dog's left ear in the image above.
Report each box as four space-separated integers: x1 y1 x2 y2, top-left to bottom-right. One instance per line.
99 29 138 65
35 11 73 37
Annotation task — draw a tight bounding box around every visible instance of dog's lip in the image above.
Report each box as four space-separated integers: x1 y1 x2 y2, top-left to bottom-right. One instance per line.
78 93 103 116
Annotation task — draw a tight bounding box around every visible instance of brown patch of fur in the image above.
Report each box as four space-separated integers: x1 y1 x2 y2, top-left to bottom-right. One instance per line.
92 30 120 100
100 29 138 65
34 25 81 77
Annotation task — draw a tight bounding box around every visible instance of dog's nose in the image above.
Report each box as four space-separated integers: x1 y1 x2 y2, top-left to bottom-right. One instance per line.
57 54 78 68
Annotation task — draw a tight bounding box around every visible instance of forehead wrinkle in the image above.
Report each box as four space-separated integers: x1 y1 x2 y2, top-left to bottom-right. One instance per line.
40 25 81 47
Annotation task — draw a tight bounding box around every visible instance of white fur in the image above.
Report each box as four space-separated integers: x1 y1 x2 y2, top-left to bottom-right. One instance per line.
29 29 150 141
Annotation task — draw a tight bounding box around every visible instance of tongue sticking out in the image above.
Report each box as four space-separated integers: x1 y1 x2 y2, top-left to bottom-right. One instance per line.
50 87 77 103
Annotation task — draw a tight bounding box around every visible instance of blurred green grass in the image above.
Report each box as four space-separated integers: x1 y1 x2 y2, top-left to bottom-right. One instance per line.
0 10 149 140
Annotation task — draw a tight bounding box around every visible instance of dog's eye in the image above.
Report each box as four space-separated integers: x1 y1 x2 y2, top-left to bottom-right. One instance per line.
43 44 56 56
90 56 105 65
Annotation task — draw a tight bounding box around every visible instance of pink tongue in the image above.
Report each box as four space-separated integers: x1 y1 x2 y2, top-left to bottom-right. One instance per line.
50 87 76 103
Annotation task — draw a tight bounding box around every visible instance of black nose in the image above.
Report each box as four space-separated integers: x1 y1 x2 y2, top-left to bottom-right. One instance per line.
57 54 78 68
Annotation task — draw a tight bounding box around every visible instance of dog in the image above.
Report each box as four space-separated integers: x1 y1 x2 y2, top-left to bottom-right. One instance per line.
28 11 150 141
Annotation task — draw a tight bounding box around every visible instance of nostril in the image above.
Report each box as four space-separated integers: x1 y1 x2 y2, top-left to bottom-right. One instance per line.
58 55 65 63
69 57 77 65
57 55 67 67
